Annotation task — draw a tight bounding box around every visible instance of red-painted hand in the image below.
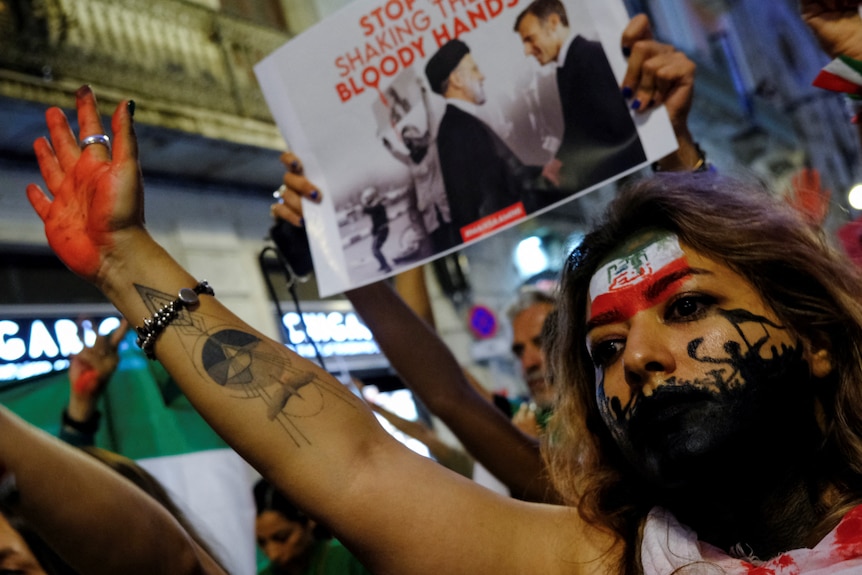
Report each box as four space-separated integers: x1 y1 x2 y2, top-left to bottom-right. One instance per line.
26 85 143 284
68 319 129 398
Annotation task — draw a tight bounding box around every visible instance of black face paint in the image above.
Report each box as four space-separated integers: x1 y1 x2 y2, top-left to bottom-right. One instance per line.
598 307 816 491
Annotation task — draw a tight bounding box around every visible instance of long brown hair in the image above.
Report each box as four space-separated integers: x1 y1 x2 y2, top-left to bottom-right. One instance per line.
545 172 862 573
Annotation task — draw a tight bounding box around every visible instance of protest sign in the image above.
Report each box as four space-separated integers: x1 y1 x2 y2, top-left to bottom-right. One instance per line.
256 0 677 296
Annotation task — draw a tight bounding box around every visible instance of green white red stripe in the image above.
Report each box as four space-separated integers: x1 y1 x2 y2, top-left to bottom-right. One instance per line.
813 56 862 96
589 234 689 323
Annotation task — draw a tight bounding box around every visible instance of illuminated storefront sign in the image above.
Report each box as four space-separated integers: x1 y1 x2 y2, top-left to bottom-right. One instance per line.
1 302 384 381
0 316 122 382
281 309 380 359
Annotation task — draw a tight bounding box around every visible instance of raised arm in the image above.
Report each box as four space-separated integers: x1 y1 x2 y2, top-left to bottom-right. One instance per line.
346 281 554 502
25 86 589 574
621 14 702 172
274 156 553 501
0 405 225 575
61 319 128 446
382 135 411 165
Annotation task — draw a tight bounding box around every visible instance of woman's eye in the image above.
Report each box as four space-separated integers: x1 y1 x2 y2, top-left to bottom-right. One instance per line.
666 295 714 321
590 339 624 368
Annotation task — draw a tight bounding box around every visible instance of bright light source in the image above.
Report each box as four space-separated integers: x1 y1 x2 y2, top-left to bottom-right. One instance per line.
849 184 862 210
515 235 549 278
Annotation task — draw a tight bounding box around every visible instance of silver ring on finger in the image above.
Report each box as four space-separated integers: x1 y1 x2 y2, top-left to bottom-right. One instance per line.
80 134 111 152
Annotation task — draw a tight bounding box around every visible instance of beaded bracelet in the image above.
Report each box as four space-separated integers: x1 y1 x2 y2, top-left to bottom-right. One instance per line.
135 280 214 360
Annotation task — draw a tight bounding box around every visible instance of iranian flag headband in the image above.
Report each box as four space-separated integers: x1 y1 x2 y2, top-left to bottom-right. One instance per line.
589 234 688 323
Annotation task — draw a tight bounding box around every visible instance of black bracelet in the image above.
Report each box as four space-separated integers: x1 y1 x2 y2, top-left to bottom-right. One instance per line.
135 280 214 360
61 407 102 435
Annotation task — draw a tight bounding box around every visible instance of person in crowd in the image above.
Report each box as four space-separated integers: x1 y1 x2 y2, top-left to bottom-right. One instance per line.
358 187 392 273
381 81 458 254
0 510 55 575
0 404 227 574
253 479 370 575
29 76 862 573
57 319 227 568
0 319 223 575
514 0 647 189
60 319 128 446
424 38 552 236
501 287 557 437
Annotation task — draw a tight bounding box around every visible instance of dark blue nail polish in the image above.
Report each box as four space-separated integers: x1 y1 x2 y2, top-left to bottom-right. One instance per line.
647 99 655 108
127 100 136 118
622 46 631 57
621 86 633 99
630 99 641 110
290 160 299 170
310 190 320 201
299 217 305 227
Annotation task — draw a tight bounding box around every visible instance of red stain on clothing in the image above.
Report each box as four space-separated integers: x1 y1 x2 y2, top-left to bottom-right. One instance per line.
834 505 862 560
744 554 797 574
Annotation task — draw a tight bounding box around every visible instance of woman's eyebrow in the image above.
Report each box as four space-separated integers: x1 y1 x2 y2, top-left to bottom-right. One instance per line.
643 267 709 301
586 267 713 334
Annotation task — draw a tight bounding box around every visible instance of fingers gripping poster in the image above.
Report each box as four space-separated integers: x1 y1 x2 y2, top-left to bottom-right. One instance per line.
255 0 677 297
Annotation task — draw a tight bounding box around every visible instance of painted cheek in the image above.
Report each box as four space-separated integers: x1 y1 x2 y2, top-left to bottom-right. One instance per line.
598 403 630 452
600 365 626 402
596 370 627 430
686 329 728 362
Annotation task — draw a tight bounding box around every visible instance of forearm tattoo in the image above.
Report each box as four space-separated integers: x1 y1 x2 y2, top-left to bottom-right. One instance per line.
134 284 358 447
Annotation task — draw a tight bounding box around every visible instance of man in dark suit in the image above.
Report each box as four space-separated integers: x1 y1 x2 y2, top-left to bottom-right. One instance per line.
424 39 547 242
515 0 646 191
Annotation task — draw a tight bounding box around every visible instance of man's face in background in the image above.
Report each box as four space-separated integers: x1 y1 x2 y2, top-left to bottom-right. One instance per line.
511 301 555 408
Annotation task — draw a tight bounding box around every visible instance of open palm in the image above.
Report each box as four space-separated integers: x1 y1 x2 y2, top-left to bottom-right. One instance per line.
26 86 143 283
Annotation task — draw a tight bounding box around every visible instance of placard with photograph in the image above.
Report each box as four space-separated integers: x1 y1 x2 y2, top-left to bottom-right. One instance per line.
255 0 677 296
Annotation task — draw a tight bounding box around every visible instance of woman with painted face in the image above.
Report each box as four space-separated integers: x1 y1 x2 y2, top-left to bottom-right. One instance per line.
28 84 862 575
546 172 862 573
